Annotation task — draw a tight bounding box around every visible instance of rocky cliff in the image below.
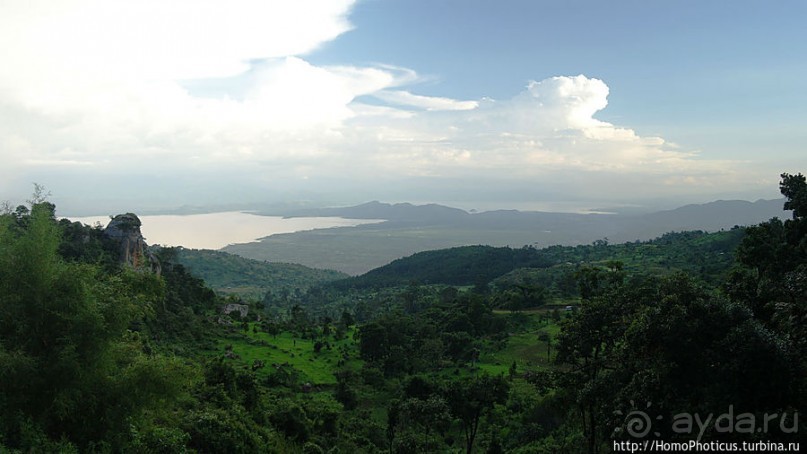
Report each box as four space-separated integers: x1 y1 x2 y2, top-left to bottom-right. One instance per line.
103 213 161 274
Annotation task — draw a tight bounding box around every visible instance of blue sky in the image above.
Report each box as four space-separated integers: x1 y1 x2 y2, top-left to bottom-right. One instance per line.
319 0 806 158
0 0 804 214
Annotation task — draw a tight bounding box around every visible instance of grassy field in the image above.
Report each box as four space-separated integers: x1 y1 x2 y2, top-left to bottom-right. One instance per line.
216 325 362 385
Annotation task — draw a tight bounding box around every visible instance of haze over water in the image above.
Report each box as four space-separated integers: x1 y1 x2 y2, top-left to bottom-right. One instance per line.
67 211 382 250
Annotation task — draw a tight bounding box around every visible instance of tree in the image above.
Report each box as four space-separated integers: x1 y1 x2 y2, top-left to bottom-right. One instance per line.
781 172 807 220
618 278 794 423
575 262 625 300
556 271 798 451
334 370 359 410
728 172 807 411
183 408 276 453
339 309 355 328
290 303 309 331
358 322 389 363
732 174 807 329
554 280 632 453
446 374 510 454
537 332 552 362
388 396 452 453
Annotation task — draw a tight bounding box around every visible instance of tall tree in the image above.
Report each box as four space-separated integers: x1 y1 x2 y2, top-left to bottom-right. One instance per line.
728 172 807 410
446 374 509 454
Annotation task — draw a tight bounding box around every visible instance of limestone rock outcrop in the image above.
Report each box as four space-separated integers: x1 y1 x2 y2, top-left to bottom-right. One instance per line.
103 213 161 274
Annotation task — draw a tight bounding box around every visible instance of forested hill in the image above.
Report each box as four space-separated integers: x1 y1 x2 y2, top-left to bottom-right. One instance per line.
173 247 347 297
329 229 746 290
328 245 551 290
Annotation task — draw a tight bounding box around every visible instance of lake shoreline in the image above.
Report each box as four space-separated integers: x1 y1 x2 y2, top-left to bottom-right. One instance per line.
64 211 384 250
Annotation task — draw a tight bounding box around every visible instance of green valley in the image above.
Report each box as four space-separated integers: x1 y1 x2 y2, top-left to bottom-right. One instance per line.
1 173 805 453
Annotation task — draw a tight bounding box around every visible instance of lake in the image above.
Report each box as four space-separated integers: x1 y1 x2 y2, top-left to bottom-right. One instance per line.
66 211 383 250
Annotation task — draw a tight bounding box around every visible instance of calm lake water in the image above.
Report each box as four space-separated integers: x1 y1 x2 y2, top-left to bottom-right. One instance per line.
66 211 382 250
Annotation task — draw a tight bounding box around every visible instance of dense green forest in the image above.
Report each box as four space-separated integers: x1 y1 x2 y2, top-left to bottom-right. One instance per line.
1 174 805 452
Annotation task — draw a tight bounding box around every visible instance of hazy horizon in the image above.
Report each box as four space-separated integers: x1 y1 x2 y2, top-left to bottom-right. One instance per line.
50 193 788 220
2 1 804 213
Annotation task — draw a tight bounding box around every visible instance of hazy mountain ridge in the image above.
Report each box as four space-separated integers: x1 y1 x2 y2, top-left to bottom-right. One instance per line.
223 198 788 275
275 200 469 223
275 198 786 232
639 198 786 229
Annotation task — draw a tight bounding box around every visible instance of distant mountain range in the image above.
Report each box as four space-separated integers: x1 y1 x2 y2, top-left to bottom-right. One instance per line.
223 198 789 275
274 201 470 223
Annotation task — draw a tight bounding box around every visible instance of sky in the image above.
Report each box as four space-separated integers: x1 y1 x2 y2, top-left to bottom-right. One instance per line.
1 0 805 215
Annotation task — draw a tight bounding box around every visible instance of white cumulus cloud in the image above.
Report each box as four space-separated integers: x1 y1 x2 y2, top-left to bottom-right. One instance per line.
0 1 763 208
373 90 479 111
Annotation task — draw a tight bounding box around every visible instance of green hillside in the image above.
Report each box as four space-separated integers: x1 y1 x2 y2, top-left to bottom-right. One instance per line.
174 247 348 298
329 228 745 291
329 245 552 290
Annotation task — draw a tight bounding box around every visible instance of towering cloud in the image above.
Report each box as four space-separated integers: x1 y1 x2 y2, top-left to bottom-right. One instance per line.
0 1 759 207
